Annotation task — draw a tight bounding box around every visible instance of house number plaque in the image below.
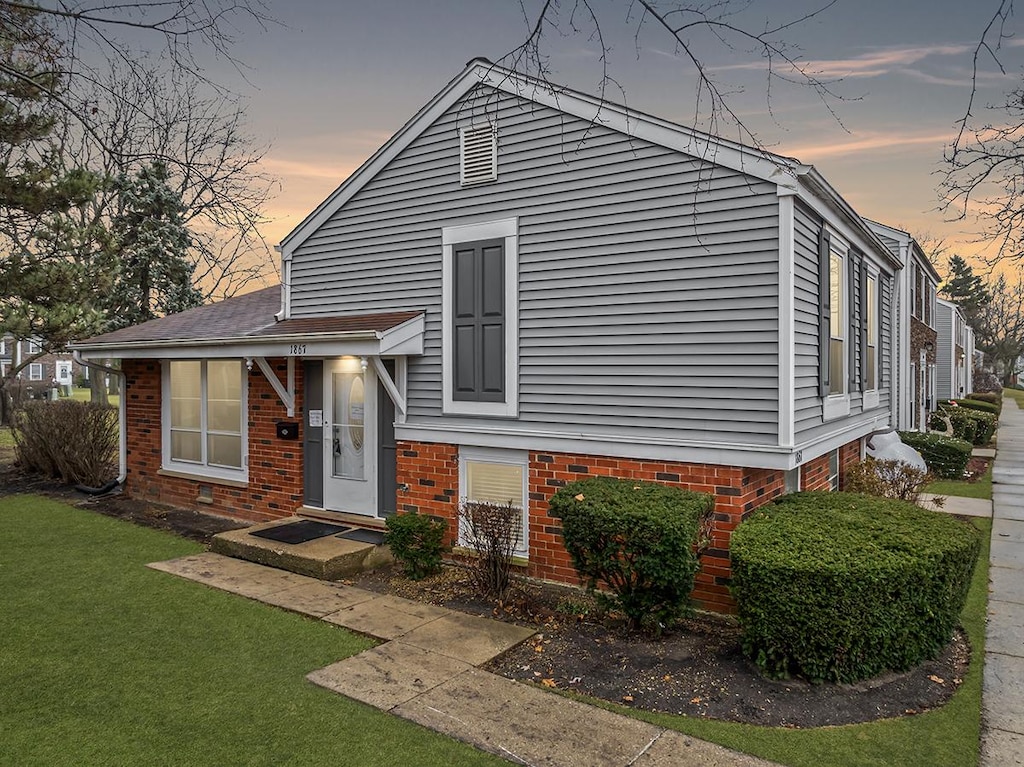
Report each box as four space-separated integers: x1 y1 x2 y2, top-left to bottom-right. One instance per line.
288 343 307 355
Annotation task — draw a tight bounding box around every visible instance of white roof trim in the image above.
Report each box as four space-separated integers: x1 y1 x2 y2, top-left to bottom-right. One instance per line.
278 58 897 275
279 59 803 259
74 315 425 361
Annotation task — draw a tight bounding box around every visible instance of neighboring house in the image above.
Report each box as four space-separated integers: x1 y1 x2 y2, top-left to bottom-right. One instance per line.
0 335 85 392
935 298 974 400
72 59 901 611
865 222 941 432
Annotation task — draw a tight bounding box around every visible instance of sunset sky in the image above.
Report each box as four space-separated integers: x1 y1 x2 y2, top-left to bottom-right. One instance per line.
195 0 1024 280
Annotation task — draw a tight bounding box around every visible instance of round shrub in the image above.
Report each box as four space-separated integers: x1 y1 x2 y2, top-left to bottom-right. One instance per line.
731 492 981 683
549 476 714 632
901 430 973 479
384 512 449 580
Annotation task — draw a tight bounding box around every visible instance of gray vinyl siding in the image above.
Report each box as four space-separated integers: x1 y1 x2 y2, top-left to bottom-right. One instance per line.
793 201 825 437
289 86 781 444
793 201 893 447
935 304 954 400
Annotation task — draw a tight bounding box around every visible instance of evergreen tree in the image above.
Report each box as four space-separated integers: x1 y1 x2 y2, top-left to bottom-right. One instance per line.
104 162 202 330
0 3 105 356
940 255 990 333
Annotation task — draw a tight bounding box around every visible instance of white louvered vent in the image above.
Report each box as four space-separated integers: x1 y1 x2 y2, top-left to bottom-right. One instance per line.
460 123 497 186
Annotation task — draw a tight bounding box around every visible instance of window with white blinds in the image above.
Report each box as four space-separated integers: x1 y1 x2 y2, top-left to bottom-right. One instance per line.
460 447 528 557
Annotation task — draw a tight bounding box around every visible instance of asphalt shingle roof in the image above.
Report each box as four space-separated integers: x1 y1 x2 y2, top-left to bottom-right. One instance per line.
74 286 422 349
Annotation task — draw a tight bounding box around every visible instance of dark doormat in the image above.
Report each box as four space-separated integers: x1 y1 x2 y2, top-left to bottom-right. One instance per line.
250 520 350 545
338 528 386 545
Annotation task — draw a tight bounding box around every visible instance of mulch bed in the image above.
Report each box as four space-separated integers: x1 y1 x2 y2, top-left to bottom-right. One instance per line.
1 447 971 728
349 565 970 728
963 456 991 482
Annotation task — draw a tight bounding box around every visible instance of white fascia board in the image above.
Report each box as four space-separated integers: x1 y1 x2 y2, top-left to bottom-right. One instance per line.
797 169 901 273
866 219 943 285
75 321 427 361
398 420 808 471
279 60 799 259
279 65 482 259
379 314 426 355
472 66 795 185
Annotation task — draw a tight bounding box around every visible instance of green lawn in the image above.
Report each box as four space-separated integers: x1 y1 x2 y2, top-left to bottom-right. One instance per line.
589 518 992 767
0 496 504 767
68 386 120 408
1003 387 1024 407
926 464 993 499
0 425 13 449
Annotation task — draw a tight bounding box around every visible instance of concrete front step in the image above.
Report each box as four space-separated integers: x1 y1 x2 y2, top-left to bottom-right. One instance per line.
210 518 393 581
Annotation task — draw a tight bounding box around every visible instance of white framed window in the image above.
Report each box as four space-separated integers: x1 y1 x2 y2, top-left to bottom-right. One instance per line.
27 339 41 354
0 338 5 356
828 449 840 491
28 363 43 381
458 446 528 558
866 273 878 391
162 359 247 480
829 250 845 396
442 218 518 418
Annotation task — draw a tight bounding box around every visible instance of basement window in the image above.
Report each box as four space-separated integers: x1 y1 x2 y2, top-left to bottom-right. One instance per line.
460 123 497 185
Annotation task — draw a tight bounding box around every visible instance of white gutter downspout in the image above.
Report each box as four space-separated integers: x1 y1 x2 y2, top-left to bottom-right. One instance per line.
72 351 127 484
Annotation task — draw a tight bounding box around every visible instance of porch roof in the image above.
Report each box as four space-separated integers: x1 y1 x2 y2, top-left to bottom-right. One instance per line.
71 287 425 359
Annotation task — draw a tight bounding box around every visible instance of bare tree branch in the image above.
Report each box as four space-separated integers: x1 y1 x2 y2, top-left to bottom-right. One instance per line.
501 0 848 155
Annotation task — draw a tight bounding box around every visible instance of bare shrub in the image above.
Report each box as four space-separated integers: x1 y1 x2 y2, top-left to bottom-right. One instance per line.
842 458 933 504
457 500 521 600
12 400 118 486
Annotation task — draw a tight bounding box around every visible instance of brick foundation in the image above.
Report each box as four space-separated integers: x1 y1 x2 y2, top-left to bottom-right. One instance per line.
123 358 304 521
395 442 819 613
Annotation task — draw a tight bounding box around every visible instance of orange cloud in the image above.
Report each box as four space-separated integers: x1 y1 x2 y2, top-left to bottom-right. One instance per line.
783 130 954 161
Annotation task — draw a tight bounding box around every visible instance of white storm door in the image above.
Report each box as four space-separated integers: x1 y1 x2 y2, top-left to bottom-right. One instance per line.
323 359 378 516
56 361 73 386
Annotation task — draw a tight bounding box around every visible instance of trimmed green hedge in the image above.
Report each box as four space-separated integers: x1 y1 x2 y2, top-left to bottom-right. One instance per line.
934 404 997 445
955 398 999 415
966 392 1001 409
549 476 714 631
731 492 981 683
899 431 972 478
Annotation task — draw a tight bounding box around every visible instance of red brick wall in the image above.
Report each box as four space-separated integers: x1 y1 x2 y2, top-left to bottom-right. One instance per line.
123 358 304 521
395 441 459 541
801 438 863 491
395 441 789 613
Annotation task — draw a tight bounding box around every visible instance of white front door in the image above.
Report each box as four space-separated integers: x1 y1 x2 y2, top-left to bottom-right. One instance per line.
56 360 73 386
323 358 377 516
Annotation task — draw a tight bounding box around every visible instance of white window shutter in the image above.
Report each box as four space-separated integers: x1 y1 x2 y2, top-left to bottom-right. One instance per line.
460 123 497 185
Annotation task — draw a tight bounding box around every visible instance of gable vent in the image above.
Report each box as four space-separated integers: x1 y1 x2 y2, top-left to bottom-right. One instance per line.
460 123 497 186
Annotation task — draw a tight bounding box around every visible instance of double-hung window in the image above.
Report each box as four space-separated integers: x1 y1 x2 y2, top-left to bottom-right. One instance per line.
829 250 845 395
442 218 518 417
28 363 43 381
459 447 528 558
164 359 246 479
865 274 878 390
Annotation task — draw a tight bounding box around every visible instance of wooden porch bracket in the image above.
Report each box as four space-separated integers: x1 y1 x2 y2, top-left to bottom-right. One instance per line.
250 356 296 417
369 355 407 416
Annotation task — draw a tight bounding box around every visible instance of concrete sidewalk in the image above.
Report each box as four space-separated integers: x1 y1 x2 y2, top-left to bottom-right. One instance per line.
981 397 1024 766
150 552 777 767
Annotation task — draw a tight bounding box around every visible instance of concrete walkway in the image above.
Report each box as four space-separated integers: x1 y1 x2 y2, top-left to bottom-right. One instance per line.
149 552 778 767
981 397 1024 766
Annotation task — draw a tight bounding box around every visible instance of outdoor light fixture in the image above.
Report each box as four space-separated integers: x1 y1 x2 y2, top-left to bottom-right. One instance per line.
361 356 368 372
